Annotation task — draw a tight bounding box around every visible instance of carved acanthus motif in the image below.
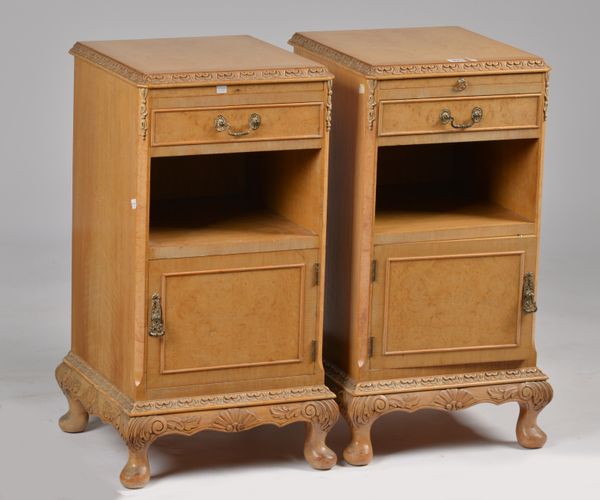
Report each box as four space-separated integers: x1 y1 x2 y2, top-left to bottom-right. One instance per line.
345 392 421 427
488 381 553 411
367 80 377 131
325 79 333 132
270 400 339 432
139 87 148 140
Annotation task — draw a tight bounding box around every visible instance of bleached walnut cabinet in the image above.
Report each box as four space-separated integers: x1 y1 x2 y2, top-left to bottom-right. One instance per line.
290 27 553 464
56 35 338 488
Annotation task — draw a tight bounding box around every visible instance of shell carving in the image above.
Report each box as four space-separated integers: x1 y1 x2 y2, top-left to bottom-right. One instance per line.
212 409 259 432
433 389 475 411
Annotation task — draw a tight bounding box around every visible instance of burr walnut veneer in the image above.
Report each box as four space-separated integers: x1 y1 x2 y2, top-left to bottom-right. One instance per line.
290 27 553 464
56 35 338 488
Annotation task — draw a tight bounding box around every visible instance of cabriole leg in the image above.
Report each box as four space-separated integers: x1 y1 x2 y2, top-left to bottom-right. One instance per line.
303 420 337 470
120 443 151 489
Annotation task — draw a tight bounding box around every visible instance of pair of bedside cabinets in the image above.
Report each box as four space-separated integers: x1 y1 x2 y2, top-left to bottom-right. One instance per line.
56 27 553 488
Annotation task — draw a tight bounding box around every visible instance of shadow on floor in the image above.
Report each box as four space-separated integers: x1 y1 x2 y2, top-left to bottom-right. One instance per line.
147 408 513 479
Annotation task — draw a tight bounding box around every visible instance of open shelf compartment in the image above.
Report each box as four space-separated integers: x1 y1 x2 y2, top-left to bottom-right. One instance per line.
374 139 539 244
149 149 323 259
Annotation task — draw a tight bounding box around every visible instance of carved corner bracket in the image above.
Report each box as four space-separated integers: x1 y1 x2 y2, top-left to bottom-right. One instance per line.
325 79 333 132
367 79 377 131
139 87 149 140
543 72 549 121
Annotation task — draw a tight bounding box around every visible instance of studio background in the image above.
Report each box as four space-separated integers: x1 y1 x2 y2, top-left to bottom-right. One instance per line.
0 1 598 499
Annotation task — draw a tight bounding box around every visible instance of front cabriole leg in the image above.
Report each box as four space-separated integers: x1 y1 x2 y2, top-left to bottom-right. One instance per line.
515 381 553 448
488 380 553 449
302 400 339 469
341 394 384 466
120 416 168 489
341 392 421 465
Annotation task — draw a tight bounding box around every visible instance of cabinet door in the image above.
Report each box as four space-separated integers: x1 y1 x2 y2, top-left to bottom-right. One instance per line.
370 236 537 371
146 249 319 392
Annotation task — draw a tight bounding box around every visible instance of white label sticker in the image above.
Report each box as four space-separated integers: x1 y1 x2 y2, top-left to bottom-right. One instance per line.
130 198 137 210
358 84 365 94
447 57 479 63
216 85 228 94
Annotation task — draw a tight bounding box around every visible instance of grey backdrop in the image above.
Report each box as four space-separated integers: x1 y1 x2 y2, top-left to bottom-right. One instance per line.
1 1 598 499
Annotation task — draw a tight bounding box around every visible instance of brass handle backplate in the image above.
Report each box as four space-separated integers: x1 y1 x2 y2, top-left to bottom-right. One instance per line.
215 113 261 137
522 272 538 314
440 106 483 129
149 292 165 337
454 78 468 92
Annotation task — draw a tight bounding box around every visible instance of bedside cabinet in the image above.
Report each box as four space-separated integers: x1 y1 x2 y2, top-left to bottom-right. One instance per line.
56 35 338 488
290 27 553 464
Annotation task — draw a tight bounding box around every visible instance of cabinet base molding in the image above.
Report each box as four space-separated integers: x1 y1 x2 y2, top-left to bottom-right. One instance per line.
325 363 552 466
56 353 339 488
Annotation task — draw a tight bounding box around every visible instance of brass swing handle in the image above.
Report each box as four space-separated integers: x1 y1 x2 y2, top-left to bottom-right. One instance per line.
215 113 261 137
522 272 538 314
149 292 165 337
440 106 483 129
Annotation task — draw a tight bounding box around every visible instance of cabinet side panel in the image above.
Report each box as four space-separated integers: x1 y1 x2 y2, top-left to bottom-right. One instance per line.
294 49 376 378
70 59 140 397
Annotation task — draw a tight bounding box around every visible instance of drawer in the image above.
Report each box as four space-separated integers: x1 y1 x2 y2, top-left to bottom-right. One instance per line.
378 94 541 138
378 73 545 100
151 102 323 147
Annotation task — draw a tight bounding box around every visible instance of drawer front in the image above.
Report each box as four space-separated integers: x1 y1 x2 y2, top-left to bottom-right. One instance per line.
378 73 545 100
146 250 319 392
151 102 323 147
369 236 537 372
379 94 541 137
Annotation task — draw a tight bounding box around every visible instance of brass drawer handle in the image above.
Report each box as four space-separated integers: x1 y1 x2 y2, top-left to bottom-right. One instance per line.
440 106 483 129
215 113 261 137
149 292 165 337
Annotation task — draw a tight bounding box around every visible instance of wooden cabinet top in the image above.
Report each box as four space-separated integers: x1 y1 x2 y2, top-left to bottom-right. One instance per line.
70 35 331 87
289 27 548 78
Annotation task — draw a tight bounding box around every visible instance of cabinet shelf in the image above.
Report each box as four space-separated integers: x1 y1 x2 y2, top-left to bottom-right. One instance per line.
149 199 318 259
374 199 534 245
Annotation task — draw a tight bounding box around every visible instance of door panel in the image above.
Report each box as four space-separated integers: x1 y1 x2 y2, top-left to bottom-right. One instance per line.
147 249 319 391
370 237 536 371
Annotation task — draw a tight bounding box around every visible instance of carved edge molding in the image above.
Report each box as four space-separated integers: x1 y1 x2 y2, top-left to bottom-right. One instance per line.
339 380 553 428
56 359 339 450
324 360 548 396
367 79 377 131
70 43 333 86
325 80 333 132
139 88 148 140
62 352 334 416
288 34 549 78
